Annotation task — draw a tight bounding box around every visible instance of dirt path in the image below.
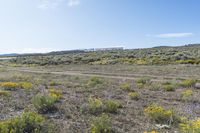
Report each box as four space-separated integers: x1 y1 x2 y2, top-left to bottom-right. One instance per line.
8 68 139 80
0 57 16 60
3 66 198 81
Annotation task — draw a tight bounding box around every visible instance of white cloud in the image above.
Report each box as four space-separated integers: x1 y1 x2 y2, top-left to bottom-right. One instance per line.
37 0 65 10
37 0 80 10
149 33 194 38
67 0 80 7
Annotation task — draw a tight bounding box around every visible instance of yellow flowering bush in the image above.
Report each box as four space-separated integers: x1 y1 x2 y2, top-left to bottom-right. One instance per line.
144 104 178 125
49 88 62 100
0 82 21 90
144 131 158 133
0 82 33 90
180 118 200 133
19 82 33 89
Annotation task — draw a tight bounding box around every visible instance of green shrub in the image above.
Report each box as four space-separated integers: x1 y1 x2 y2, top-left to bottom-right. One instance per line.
87 77 103 87
136 83 145 89
136 77 151 85
163 84 175 91
128 92 139 100
120 82 131 91
32 94 57 113
83 97 121 114
179 79 197 87
162 81 172 86
90 114 112 133
0 111 46 133
136 77 151 89
162 82 176 91
149 83 161 91
88 96 104 114
176 59 198 64
49 81 60 86
105 100 121 113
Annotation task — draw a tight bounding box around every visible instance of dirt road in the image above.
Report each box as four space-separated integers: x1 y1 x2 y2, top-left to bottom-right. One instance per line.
3 66 199 81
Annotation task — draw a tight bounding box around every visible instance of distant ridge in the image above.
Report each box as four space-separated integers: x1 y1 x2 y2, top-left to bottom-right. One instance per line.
152 46 172 48
1 44 200 57
0 53 19 57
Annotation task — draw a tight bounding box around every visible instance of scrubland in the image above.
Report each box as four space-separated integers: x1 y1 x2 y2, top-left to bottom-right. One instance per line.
1 45 200 133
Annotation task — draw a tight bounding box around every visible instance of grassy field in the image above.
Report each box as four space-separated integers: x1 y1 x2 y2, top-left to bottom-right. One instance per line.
1 63 200 133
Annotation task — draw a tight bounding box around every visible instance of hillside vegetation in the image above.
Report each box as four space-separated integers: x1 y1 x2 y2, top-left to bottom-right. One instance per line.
9 44 200 66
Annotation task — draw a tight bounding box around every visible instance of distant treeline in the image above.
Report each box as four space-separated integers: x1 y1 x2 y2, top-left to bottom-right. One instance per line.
10 44 200 66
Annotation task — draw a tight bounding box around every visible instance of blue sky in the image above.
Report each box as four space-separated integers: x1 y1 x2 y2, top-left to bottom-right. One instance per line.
0 0 200 53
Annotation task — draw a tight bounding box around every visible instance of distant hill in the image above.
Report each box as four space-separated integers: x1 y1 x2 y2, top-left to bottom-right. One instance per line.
5 44 200 65
0 53 19 57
